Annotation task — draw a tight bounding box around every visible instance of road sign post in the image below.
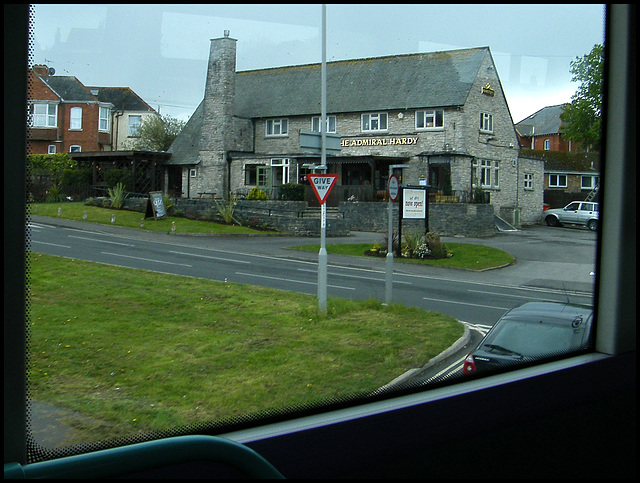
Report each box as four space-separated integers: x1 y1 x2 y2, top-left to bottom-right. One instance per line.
385 165 409 304
307 171 337 312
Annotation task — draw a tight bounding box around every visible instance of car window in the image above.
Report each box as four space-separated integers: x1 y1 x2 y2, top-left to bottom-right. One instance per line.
566 202 580 210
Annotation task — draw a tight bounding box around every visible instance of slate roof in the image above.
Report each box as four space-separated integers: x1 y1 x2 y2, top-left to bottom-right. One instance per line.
515 104 567 136
234 47 490 118
166 102 204 165
169 47 492 164
36 75 96 102
88 86 156 112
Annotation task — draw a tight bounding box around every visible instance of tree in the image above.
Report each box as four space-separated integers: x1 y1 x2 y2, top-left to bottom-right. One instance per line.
125 114 186 152
560 44 603 151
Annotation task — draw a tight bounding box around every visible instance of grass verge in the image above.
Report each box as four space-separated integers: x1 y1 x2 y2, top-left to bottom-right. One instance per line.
288 242 515 271
27 252 463 446
29 201 267 235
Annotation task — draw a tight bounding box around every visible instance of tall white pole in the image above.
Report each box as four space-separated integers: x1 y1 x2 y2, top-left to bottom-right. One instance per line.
317 4 328 313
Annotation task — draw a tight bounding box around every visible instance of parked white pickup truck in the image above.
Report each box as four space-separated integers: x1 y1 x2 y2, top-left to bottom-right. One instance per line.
544 201 599 231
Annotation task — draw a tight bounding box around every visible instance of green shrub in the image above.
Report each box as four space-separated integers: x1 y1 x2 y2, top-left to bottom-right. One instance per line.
247 187 269 200
107 182 128 209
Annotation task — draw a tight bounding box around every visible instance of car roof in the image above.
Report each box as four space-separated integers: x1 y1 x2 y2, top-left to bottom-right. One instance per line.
501 302 593 326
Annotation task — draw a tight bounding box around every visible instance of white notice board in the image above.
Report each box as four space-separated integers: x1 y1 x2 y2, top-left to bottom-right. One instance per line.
402 188 426 219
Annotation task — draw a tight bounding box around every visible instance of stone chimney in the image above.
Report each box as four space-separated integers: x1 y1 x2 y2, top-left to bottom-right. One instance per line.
197 31 237 198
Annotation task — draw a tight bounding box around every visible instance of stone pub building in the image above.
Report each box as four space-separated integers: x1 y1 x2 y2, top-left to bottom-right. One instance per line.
168 32 543 226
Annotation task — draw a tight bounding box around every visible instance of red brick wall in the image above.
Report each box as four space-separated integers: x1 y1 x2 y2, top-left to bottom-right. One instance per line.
27 72 111 154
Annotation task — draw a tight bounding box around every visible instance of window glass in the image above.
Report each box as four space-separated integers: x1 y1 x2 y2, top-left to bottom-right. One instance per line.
26 3 605 459
128 115 141 137
69 107 82 130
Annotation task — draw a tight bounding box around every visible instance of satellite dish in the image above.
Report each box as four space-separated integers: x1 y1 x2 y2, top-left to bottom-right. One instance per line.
48 67 55 75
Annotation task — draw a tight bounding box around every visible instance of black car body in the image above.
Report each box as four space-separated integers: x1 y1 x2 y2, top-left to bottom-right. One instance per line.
462 302 594 374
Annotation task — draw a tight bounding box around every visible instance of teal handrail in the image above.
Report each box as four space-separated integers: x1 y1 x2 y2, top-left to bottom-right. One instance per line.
4 435 285 479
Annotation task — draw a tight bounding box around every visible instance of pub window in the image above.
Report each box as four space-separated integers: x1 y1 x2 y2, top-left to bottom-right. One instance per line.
480 112 493 133
266 118 288 136
361 112 387 132
473 159 499 188
524 172 534 190
245 164 262 185
312 115 336 133
416 109 444 129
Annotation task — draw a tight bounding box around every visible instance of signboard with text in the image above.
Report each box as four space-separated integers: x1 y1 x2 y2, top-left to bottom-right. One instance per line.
146 191 167 219
308 174 338 205
402 188 426 219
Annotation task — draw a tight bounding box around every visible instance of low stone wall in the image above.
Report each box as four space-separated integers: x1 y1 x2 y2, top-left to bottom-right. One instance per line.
340 201 496 237
85 197 494 237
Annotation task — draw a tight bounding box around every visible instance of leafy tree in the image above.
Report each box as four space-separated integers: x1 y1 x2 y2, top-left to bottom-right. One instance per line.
560 43 603 151
125 114 185 152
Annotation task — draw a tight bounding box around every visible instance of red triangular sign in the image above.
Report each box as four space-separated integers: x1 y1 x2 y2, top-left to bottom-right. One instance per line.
308 174 338 205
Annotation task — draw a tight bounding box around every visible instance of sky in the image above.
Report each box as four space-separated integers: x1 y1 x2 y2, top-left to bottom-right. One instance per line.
30 4 605 123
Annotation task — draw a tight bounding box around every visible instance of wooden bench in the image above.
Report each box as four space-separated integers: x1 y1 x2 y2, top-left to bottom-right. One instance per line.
197 192 216 199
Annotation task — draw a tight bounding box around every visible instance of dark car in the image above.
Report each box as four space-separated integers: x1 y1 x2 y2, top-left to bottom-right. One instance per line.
462 302 593 374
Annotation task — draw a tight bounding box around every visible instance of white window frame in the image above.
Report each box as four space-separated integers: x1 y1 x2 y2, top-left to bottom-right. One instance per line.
311 116 336 133
266 118 289 137
480 112 493 133
473 159 499 189
524 172 534 190
549 173 568 188
361 112 388 132
47 144 56 154
581 175 599 190
69 145 81 153
415 109 444 130
98 106 110 132
128 115 142 137
32 102 57 128
544 139 551 150
69 107 82 130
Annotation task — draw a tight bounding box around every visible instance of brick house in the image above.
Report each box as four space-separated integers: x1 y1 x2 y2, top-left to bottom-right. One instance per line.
27 65 157 154
168 33 544 224
515 104 600 208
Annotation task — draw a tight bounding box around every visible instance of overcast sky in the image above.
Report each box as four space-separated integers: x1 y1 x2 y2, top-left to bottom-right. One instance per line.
31 4 605 123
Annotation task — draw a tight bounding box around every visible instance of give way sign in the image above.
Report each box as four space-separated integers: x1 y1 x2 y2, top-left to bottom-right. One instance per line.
307 174 338 205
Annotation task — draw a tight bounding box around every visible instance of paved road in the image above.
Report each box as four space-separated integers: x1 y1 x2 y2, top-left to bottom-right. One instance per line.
25 215 597 448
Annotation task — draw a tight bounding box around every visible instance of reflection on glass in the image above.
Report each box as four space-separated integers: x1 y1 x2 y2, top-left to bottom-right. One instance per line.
26 4 603 455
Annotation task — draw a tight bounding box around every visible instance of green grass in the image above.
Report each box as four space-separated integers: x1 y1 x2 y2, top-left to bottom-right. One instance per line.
29 201 267 235
27 252 463 446
288 242 515 271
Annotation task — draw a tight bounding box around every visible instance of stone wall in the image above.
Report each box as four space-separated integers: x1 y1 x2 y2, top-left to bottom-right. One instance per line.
340 201 496 237
86 197 494 238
